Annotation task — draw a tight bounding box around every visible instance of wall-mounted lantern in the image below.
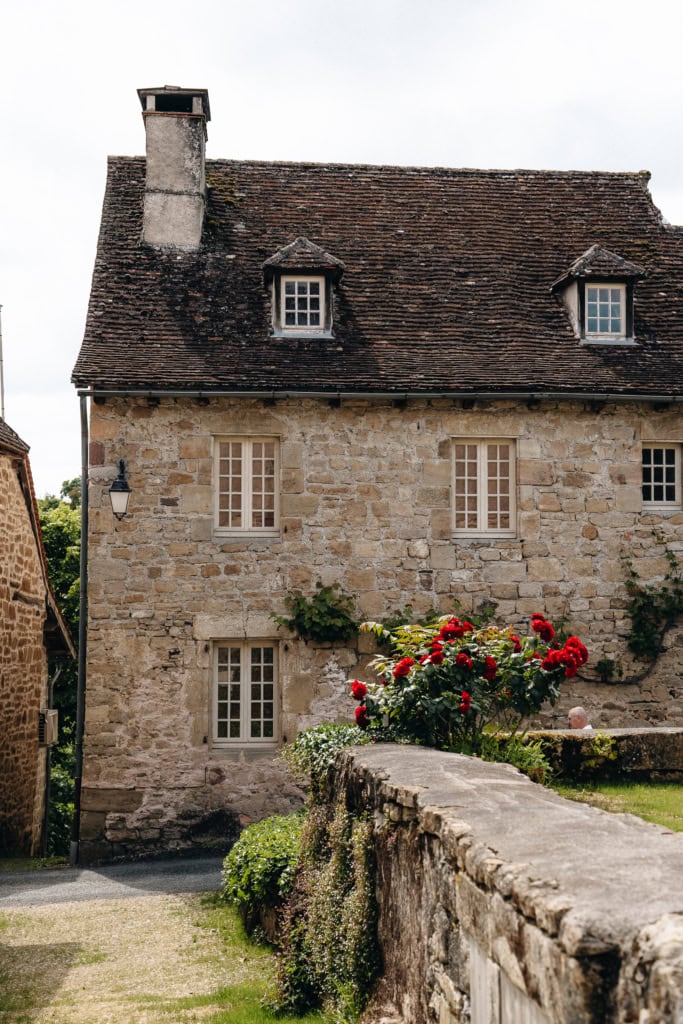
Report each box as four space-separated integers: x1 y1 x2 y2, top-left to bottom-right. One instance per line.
109 459 132 520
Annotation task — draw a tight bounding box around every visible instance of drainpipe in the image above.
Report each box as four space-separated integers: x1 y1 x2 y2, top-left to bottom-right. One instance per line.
70 395 89 866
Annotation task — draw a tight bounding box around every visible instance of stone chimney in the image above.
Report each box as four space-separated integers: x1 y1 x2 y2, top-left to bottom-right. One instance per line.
137 85 211 249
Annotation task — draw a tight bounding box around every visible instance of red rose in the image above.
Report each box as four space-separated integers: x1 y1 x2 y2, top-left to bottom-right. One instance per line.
560 650 580 669
564 665 578 678
350 680 367 701
455 652 473 671
509 634 522 653
531 617 555 643
459 690 471 713
542 649 562 669
483 656 497 680
355 706 369 728
440 618 465 641
393 656 415 679
430 639 443 652
462 621 474 633
565 637 589 664
430 650 445 665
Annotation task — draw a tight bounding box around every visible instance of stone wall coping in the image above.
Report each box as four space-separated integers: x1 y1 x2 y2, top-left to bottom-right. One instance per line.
339 744 683 959
533 727 683 736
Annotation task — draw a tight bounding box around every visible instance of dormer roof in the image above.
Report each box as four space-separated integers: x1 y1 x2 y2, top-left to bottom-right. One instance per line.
552 244 646 291
263 237 345 281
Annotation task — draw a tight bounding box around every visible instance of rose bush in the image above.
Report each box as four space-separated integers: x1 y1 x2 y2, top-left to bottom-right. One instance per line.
350 615 588 752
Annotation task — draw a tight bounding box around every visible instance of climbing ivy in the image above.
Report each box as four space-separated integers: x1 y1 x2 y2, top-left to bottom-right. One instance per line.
269 801 380 1021
625 546 683 660
272 583 358 644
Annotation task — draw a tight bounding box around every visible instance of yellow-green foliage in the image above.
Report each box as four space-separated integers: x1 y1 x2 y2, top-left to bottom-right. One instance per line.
272 801 380 1022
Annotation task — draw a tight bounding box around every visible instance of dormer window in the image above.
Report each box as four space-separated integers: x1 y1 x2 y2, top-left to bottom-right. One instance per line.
282 276 324 331
552 245 645 346
263 237 344 339
585 283 625 339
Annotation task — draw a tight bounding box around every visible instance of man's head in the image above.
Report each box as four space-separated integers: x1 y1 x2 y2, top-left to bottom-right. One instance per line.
568 706 589 729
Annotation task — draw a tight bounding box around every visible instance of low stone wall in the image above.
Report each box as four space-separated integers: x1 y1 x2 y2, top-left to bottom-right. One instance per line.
336 745 683 1024
531 727 683 782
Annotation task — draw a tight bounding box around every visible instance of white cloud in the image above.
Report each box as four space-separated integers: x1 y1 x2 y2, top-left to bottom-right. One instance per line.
2 0 683 494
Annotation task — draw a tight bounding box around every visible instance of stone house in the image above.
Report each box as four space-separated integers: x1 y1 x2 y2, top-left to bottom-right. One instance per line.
71 85 683 862
0 419 75 855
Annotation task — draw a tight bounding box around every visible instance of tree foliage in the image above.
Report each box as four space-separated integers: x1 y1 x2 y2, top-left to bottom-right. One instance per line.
37 478 81 854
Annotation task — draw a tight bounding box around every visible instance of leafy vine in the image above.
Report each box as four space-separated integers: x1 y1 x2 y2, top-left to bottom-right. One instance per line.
273 583 358 644
625 545 683 660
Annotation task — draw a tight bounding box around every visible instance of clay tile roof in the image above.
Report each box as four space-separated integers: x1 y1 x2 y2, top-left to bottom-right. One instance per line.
72 160 683 398
552 244 647 290
0 418 29 454
262 236 345 279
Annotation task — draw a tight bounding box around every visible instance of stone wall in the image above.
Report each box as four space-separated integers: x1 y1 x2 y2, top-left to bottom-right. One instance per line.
337 744 683 1024
531 727 683 781
0 452 48 855
81 394 683 860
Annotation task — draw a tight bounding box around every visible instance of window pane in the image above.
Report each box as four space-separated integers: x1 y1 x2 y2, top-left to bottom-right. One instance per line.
643 446 679 505
586 285 623 335
216 643 276 744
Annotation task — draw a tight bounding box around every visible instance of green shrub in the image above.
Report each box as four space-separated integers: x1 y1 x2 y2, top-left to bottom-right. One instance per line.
480 733 552 784
282 723 370 800
221 813 304 933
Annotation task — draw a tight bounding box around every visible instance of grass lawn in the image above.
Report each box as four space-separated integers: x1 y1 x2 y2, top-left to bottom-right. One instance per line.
0 856 68 872
554 781 683 831
0 891 323 1024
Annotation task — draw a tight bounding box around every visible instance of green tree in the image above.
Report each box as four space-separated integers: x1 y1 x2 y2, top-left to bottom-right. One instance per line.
38 479 81 854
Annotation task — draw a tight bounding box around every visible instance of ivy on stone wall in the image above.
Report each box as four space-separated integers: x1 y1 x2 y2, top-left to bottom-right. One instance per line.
270 801 380 1021
272 583 358 644
625 546 683 660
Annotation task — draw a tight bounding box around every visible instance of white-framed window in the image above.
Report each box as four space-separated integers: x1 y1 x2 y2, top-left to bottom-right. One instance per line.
280 275 325 332
213 642 278 746
214 437 279 535
642 444 681 508
452 439 516 536
584 283 626 339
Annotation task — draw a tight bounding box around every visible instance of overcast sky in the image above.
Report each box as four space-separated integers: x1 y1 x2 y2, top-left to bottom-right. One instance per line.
2 0 683 497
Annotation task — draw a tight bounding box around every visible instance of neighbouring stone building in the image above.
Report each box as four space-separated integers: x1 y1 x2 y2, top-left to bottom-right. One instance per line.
71 85 683 862
0 419 75 855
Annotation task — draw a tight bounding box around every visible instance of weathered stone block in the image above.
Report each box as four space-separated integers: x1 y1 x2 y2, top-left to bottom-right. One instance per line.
518 461 555 486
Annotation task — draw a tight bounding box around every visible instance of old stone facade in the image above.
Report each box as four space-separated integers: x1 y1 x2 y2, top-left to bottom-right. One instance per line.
73 85 683 860
78 392 683 860
0 423 73 855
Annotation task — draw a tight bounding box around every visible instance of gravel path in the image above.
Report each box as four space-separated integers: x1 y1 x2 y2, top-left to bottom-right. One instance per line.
0 857 242 1024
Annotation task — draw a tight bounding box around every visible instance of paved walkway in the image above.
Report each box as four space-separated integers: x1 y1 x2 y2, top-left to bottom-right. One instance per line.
0 855 223 907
